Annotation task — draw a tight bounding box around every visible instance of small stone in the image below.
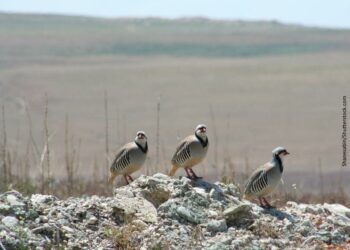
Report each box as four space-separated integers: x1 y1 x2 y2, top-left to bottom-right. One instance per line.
2 216 18 228
305 205 321 215
207 219 227 233
57 218 69 225
87 215 98 225
132 219 148 229
6 194 25 206
316 230 331 243
176 206 202 224
153 173 171 180
0 204 12 215
31 194 57 206
298 219 314 237
40 216 48 223
208 210 219 218
224 204 250 218
62 226 74 233
324 203 350 218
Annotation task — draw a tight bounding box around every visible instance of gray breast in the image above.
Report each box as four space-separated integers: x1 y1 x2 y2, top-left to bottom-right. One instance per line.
129 146 147 166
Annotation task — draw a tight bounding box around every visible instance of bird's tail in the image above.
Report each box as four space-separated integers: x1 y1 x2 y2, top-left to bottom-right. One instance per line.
108 171 118 185
169 165 178 176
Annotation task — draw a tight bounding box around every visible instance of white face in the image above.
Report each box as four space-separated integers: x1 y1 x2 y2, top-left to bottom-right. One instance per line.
135 131 147 144
272 147 290 158
195 124 207 137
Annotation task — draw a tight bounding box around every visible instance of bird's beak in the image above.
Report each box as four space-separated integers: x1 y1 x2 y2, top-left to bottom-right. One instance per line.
285 151 290 155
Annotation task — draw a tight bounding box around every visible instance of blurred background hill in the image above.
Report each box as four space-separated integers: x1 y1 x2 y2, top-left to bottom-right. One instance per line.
0 12 349 198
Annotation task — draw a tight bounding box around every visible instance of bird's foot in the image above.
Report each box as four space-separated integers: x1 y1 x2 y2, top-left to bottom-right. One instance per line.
262 198 275 209
188 169 202 180
260 204 275 209
184 168 195 179
126 175 134 184
192 176 203 180
123 175 134 185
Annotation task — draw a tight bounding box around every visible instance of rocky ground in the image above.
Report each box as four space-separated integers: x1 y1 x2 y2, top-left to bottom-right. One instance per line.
0 174 350 249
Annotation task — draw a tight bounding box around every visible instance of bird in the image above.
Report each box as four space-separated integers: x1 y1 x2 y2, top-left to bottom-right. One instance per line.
169 124 209 179
108 131 148 185
244 146 290 208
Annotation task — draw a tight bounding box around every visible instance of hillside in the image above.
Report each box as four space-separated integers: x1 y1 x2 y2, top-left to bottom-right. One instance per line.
1 13 350 60
0 174 349 249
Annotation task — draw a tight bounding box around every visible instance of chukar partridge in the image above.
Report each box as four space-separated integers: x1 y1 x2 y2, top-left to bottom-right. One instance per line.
244 146 290 208
169 124 209 179
108 131 148 185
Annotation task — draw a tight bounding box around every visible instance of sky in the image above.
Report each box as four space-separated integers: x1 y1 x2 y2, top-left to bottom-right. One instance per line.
1 0 350 28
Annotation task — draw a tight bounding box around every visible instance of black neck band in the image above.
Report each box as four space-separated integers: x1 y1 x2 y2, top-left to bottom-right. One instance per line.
275 154 283 173
195 134 208 147
136 141 148 153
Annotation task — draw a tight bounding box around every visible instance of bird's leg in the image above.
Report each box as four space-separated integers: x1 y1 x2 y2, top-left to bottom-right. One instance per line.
184 167 193 179
127 175 134 182
189 168 202 179
258 197 266 208
262 197 274 209
123 175 130 185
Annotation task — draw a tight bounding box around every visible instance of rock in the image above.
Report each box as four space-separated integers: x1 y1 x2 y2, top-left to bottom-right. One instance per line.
87 215 98 225
304 205 323 215
62 226 74 234
112 195 157 223
316 230 332 243
324 203 350 218
297 219 314 237
208 188 225 201
6 194 25 206
0 174 349 249
152 173 170 180
224 204 253 227
176 206 203 224
207 219 227 233
0 204 12 215
2 216 18 228
31 194 57 206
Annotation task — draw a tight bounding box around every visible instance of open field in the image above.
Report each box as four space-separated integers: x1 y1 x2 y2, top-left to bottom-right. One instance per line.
0 13 349 197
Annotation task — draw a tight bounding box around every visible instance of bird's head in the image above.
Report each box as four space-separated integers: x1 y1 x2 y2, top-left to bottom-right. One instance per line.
195 124 207 138
135 131 147 145
272 146 290 159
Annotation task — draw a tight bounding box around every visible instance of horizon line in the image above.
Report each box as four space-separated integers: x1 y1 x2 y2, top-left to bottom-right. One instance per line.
1 10 349 31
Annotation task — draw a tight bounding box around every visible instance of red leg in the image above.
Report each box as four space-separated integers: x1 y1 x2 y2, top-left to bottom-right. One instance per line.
189 168 202 179
184 167 193 179
262 197 274 209
127 175 134 182
123 175 130 185
258 197 265 207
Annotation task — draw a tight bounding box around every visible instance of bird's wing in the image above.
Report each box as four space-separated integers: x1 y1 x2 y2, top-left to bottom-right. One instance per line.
244 162 272 194
171 138 191 164
110 146 130 171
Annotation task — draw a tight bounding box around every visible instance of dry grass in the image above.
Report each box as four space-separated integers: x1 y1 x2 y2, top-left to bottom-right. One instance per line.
0 94 349 207
105 224 143 250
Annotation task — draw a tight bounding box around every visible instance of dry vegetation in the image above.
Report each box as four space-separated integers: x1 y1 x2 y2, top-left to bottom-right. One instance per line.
0 13 349 205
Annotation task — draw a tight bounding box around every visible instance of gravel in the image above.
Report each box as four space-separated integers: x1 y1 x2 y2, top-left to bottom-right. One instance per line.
0 174 349 249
